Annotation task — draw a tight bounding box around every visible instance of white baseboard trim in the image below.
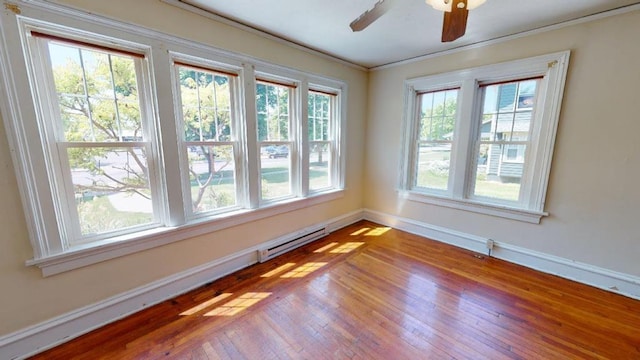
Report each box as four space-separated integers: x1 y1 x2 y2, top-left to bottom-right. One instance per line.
325 209 365 233
0 249 257 360
363 208 640 301
364 208 488 254
0 210 365 360
492 243 640 300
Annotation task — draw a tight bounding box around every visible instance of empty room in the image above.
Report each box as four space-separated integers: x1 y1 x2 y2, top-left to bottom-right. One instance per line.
0 0 639 358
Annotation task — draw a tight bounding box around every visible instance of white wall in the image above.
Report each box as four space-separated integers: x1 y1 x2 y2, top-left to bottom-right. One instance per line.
0 0 367 336
365 10 640 277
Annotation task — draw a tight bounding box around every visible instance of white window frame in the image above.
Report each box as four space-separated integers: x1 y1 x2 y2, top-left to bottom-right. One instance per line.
412 87 461 195
400 52 570 223
307 88 340 194
254 75 299 204
170 56 246 219
29 33 165 246
0 2 346 276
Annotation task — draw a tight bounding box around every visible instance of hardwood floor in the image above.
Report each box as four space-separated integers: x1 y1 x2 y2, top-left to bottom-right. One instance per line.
30 221 640 359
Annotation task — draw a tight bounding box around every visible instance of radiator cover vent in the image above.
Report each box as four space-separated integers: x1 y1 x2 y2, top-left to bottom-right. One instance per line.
258 226 328 262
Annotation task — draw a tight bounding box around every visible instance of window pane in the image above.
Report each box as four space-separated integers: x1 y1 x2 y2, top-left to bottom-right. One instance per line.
48 43 142 143
473 79 539 202
188 145 236 213
419 89 458 141
58 95 91 141
118 100 142 141
178 67 232 142
68 147 154 238
415 88 457 192
415 143 451 191
110 55 139 102
474 144 523 201
260 144 291 200
309 142 330 191
89 98 119 142
308 92 331 141
50 44 85 95
256 83 290 141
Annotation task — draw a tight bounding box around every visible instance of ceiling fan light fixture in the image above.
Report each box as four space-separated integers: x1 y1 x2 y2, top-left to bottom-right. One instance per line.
425 0 486 12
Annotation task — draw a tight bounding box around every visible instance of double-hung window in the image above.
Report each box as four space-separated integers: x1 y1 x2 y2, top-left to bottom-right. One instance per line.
308 90 336 192
473 79 539 201
401 52 570 223
29 32 162 246
256 79 296 201
415 88 459 193
174 61 242 217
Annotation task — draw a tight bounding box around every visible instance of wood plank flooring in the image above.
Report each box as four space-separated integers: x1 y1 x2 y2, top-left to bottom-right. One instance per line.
30 221 640 359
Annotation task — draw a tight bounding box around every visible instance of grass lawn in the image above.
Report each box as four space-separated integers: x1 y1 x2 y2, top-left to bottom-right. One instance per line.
77 195 153 235
417 170 520 201
77 165 333 233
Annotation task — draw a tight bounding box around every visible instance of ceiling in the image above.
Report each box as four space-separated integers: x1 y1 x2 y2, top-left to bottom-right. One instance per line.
175 0 640 69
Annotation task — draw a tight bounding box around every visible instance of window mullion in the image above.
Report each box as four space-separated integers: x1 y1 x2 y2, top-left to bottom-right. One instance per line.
152 48 186 226
399 85 418 191
450 79 478 199
300 81 309 196
133 57 165 228
243 64 260 209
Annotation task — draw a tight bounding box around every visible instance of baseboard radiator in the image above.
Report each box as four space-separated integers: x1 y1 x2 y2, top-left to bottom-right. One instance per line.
258 226 328 262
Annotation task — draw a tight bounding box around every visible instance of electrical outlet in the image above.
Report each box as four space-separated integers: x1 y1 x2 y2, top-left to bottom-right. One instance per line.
486 239 494 250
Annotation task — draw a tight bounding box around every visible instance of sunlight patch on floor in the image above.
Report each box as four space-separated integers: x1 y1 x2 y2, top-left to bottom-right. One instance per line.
350 228 371 236
314 242 339 253
281 262 327 278
260 263 296 278
179 293 233 316
204 292 271 316
329 242 364 254
365 227 391 236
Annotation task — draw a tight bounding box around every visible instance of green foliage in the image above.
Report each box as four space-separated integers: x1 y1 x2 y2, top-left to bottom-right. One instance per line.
177 67 238 212
187 145 235 212
256 83 289 141
261 167 291 199
179 69 231 142
420 98 457 141
308 93 330 141
76 195 152 235
52 47 149 197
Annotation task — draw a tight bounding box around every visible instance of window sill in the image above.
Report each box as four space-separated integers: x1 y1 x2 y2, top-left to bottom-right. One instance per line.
401 191 547 224
26 190 344 276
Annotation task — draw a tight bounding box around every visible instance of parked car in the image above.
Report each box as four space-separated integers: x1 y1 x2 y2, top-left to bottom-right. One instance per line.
261 146 277 157
269 146 289 159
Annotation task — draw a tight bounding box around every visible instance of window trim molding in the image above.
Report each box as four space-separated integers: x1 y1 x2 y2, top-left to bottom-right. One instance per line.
170 54 247 219
0 0 348 275
399 51 570 222
401 190 547 224
25 190 345 276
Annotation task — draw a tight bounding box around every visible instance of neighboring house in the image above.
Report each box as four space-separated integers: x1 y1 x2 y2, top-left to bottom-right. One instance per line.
479 81 536 182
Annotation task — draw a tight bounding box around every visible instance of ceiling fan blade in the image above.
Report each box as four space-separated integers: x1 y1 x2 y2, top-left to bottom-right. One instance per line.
441 0 469 42
349 0 399 32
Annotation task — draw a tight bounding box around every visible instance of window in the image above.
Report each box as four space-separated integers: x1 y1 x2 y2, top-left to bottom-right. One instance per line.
474 79 539 201
30 32 162 246
401 52 570 223
174 62 241 217
308 90 336 192
415 88 459 192
256 80 294 201
0 6 346 275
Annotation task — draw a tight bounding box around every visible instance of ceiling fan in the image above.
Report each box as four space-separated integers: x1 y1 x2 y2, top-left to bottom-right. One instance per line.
349 0 486 42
